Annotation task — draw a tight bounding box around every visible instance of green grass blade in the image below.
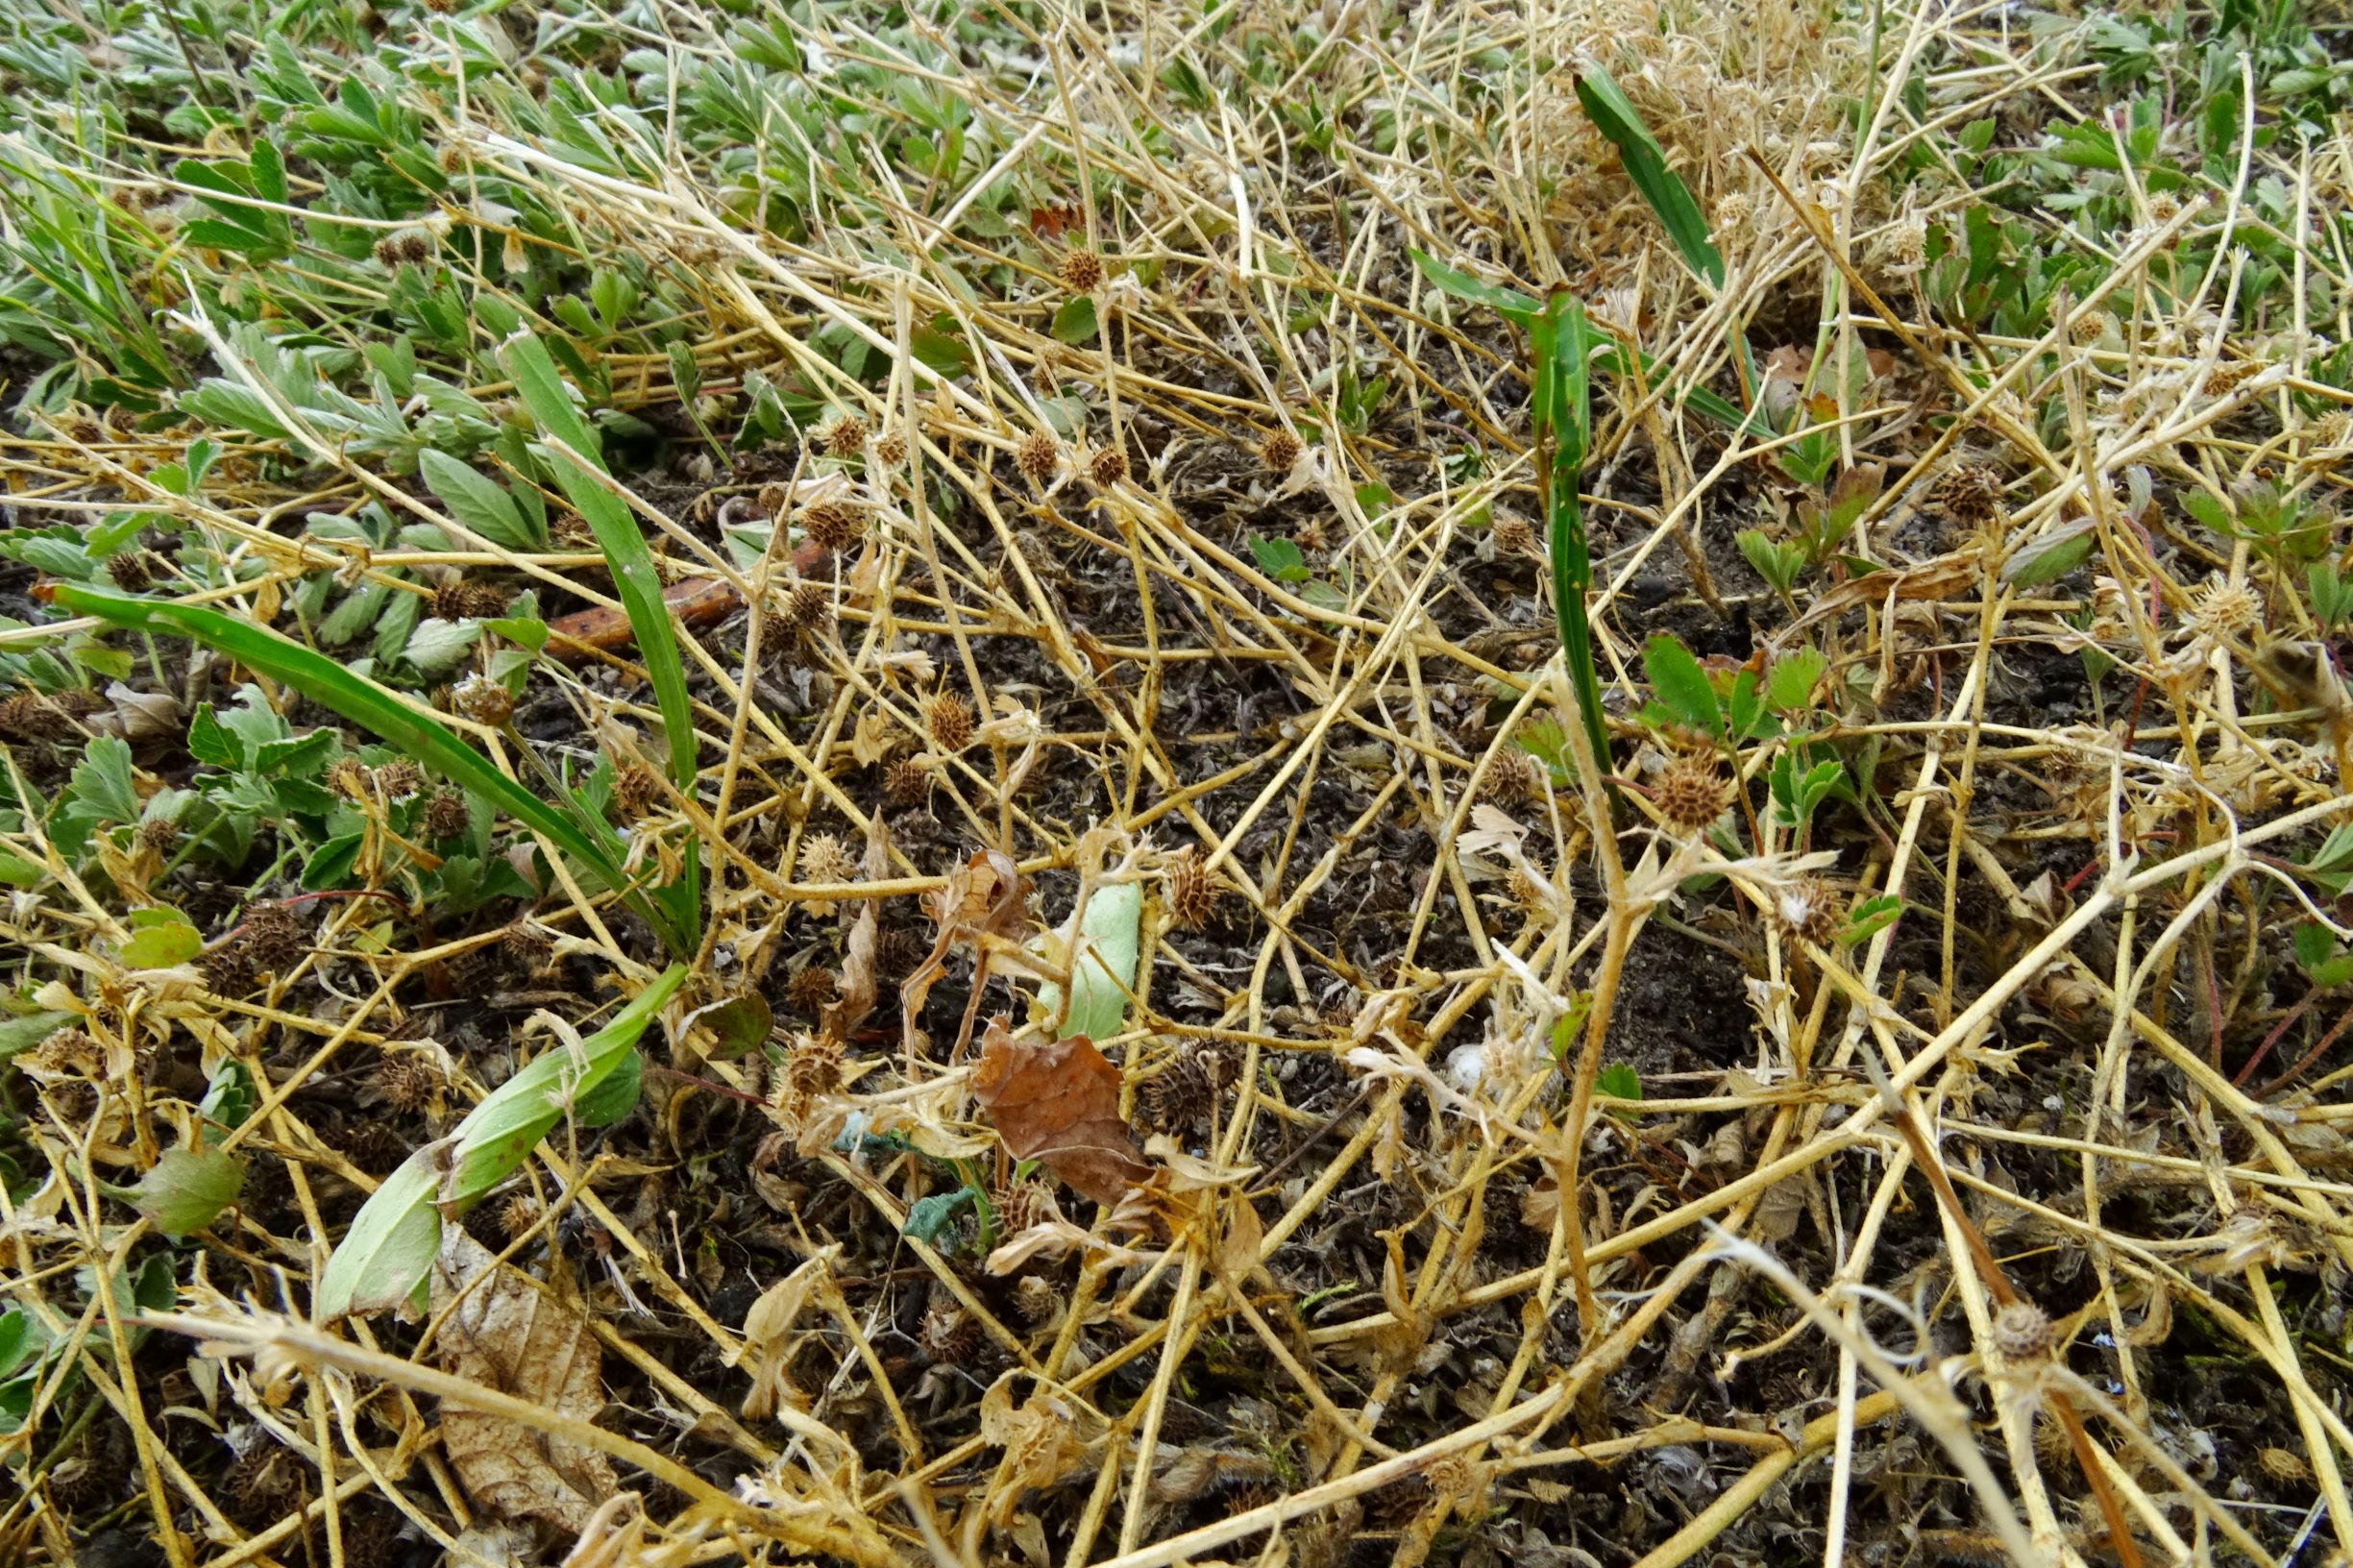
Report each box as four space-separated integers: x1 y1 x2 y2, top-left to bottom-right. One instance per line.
51 584 688 953
1574 66 1726 289
316 962 685 1317
1529 294 1613 795
499 331 702 948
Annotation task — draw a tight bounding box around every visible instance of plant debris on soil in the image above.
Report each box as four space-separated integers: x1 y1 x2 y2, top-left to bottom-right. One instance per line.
5 0 2353 1565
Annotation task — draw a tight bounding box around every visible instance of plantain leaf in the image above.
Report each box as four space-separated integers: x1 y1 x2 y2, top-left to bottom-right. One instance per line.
316 964 686 1318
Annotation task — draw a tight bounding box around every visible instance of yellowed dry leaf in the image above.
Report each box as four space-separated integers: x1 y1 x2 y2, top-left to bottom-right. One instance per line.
979 1374 1098 1528
901 850 1030 1058
820 816 890 1043
733 1245 838 1419
430 1231 617 1535
849 705 894 768
973 1017 1152 1205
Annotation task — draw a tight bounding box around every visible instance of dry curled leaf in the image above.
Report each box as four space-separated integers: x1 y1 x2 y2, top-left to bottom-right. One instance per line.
819 816 891 1043
732 1245 839 1419
979 1373 1099 1527
430 1230 617 1534
902 849 1030 1058
973 1017 1152 1205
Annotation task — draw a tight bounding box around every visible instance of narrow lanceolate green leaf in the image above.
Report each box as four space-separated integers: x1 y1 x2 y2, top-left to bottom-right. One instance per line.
499 331 701 949
1574 66 1726 289
1408 250 1542 320
316 964 685 1319
498 333 695 792
51 585 684 954
1529 293 1612 791
419 449 546 551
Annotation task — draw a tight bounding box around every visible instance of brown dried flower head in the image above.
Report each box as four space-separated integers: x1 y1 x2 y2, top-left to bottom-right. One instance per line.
1088 445 1129 488
926 690 974 751
374 1055 444 1115
884 754 931 806
1163 845 1220 931
434 580 512 622
784 1031 845 1100
797 832 858 886
498 1190 543 1241
1016 429 1062 487
781 580 831 634
1490 515 1537 556
240 904 308 973
136 817 182 855
106 551 154 592
1059 247 1105 294
1011 1272 1062 1325
1654 753 1728 834
501 919 552 969
1987 1300 2056 1362
920 1302 981 1364
1260 429 1303 473
798 501 867 553
374 758 423 800
1766 877 1841 948
787 965 838 1015
872 431 908 468
451 673 514 728
611 762 661 821
1481 749 1537 806
824 415 868 457
1932 464 2006 525
423 787 471 839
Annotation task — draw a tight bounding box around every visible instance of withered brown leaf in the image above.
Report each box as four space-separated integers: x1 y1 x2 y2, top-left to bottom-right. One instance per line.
429 1231 616 1535
902 849 1030 1059
819 815 891 1043
972 1017 1152 1205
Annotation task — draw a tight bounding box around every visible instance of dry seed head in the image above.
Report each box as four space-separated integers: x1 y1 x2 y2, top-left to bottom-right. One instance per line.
611 762 661 820
373 1054 444 1115
498 1190 543 1241
1933 464 2006 525
784 1031 845 1099
919 1302 980 1364
1088 444 1129 488
2187 576 2261 641
223 1446 304 1521
330 755 371 801
2068 308 2110 346
423 786 470 839
1490 515 1537 556
1137 1050 1215 1132
136 817 181 854
798 501 866 553
106 551 154 592
436 142 466 174
374 758 423 799
1059 247 1105 294
2146 189 2182 224
1163 845 1220 931
823 414 868 457
926 690 974 751
2311 410 2353 452
757 482 793 517
1879 216 1927 270
451 673 514 728
876 926 928 976
1260 429 1303 473
797 832 858 886
884 754 931 806
1654 753 1728 834
1766 877 1841 948
2258 1445 2313 1484
1011 1272 1061 1324
2203 359 2263 397
1015 429 1062 487
780 580 831 634
198 945 259 997
872 431 907 467
997 1178 1057 1237
241 904 308 972
1712 191 1753 233
1480 749 1538 806
0 688 103 741
501 919 552 969
787 965 838 1015
433 579 512 622
1988 1300 2057 1362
